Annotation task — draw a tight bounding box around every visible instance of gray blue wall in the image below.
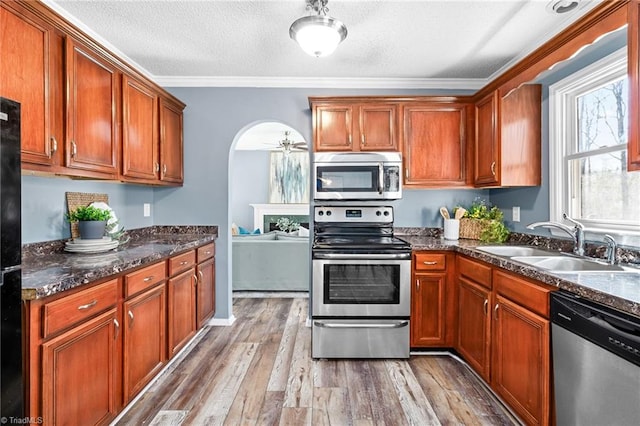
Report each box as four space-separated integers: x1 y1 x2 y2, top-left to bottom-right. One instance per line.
22 30 634 321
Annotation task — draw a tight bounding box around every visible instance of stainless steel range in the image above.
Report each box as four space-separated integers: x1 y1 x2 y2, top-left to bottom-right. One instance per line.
311 205 411 359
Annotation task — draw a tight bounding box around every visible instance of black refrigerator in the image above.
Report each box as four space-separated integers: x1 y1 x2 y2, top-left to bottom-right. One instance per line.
0 97 23 417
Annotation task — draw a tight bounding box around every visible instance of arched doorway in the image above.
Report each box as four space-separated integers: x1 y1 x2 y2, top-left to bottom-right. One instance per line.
228 121 311 299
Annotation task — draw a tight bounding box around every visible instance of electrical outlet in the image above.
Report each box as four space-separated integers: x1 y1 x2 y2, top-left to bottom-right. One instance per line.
143 203 151 217
512 206 520 222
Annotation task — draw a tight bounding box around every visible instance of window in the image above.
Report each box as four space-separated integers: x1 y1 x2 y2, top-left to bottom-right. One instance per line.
549 48 640 234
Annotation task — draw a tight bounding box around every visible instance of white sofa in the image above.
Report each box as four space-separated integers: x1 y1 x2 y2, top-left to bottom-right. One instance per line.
232 232 310 291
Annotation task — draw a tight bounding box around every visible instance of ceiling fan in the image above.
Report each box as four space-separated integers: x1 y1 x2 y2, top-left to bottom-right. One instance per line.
278 131 308 154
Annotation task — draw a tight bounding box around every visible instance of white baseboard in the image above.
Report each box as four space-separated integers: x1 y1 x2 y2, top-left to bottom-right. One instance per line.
207 315 236 326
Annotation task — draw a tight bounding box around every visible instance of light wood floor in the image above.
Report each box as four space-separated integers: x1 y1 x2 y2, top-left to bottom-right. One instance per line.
115 297 517 425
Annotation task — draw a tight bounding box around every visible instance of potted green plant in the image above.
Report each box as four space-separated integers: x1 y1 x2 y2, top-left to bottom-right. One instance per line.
66 205 112 239
456 198 510 243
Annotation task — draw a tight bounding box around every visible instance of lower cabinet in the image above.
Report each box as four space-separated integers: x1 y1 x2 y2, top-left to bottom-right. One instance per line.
167 250 198 358
123 283 167 402
457 276 492 382
25 243 215 424
411 252 456 347
41 307 120 426
455 255 554 426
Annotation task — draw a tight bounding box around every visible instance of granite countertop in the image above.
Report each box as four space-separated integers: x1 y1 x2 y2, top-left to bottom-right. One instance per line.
22 226 217 300
401 235 640 318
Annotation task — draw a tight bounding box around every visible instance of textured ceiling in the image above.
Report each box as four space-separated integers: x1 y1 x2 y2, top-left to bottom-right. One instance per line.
47 0 603 88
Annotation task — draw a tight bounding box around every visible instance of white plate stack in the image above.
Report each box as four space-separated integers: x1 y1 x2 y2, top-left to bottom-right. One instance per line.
65 237 119 253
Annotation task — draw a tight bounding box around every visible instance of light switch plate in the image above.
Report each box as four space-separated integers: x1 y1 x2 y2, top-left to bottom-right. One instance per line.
143 203 151 217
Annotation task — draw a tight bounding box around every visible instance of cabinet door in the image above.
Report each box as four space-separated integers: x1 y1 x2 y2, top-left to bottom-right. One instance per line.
167 268 197 358
403 104 467 186
123 284 166 402
629 0 640 171
314 104 353 151
457 276 491 382
492 295 550 426
1 5 62 167
159 97 184 184
474 91 499 186
411 274 447 347
499 85 541 186
66 38 119 176
359 104 398 150
196 258 216 328
122 75 159 181
41 308 120 425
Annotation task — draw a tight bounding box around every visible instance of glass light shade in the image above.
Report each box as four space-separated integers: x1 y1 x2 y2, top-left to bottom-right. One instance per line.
289 15 347 57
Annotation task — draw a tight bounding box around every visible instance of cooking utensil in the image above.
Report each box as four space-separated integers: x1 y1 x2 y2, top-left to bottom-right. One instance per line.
454 207 466 220
439 207 450 220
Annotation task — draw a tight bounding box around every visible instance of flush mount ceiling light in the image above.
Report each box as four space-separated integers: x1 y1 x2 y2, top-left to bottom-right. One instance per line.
289 0 347 57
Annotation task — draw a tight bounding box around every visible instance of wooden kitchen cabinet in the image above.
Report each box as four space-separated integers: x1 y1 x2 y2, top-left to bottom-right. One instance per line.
310 99 399 152
402 102 471 187
411 252 456 347
122 75 159 181
122 262 167 402
474 85 541 187
66 37 120 178
167 250 197 357
456 256 493 382
196 243 216 328
38 278 121 426
0 3 64 169
159 96 185 184
629 0 640 171
492 270 553 426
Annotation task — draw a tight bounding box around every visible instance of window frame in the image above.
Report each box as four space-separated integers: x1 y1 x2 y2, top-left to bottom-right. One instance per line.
549 47 639 236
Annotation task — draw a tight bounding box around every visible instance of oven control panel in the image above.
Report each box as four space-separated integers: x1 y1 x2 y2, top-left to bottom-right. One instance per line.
314 206 393 223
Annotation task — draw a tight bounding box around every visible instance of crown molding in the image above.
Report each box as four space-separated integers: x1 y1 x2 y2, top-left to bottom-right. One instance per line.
152 76 487 90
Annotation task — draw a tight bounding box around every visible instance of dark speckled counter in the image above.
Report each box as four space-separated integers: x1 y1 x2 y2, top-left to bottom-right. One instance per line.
22 226 217 300
400 234 640 318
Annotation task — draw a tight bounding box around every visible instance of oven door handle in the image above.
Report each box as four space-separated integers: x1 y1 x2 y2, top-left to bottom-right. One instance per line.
313 320 409 329
313 253 410 260
378 163 384 194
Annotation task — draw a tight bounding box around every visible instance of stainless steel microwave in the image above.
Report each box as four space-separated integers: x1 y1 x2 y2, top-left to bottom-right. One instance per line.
313 152 402 200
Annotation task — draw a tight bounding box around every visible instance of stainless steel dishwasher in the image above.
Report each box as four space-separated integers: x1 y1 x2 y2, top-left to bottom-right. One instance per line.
551 291 640 426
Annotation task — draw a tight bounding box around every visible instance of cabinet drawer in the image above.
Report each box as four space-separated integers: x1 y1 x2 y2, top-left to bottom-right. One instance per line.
169 250 196 276
494 270 555 318
458 256 492 289
414 252 447 271
125 261 167 298
43 278 119 338
197 243 215 262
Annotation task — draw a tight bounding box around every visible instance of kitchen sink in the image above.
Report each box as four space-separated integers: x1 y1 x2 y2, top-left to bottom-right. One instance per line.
510 256 636 273
476 245 561 257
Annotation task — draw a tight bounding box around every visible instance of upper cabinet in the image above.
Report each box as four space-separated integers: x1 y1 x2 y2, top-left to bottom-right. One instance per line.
474 85 542 187
310 98 399 152
403 101 471 187
66 38 119 178
159 97 185 184
629 0 640 171
0 3 64 169
1 0 186 186
122 75 159 181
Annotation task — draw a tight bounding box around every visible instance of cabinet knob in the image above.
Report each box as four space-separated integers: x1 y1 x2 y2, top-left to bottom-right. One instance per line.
155 162 160 173
128 310 134 328
416 279 420 291
71 140 78 158
423 261 437 265
361 134 365 145
490 161 496 176
483 299 488 315
77 300 97 311
163 164 167 175
113 318 120 339
494 303 499 320
348 134 352 145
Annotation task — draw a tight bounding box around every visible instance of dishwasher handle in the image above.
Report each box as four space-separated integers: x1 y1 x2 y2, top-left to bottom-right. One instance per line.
590 315 640 344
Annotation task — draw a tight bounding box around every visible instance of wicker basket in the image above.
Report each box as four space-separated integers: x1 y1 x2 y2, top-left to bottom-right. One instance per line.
459 218 487 240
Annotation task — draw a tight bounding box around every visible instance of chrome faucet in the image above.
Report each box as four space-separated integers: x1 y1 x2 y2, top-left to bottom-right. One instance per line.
526 213 585 256
603 234 617 265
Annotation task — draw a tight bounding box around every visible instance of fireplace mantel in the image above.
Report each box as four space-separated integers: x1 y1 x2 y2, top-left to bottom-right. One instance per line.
250 203 310 232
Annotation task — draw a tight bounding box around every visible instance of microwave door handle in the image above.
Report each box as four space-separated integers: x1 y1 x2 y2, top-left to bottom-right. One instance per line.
378 163 384 194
